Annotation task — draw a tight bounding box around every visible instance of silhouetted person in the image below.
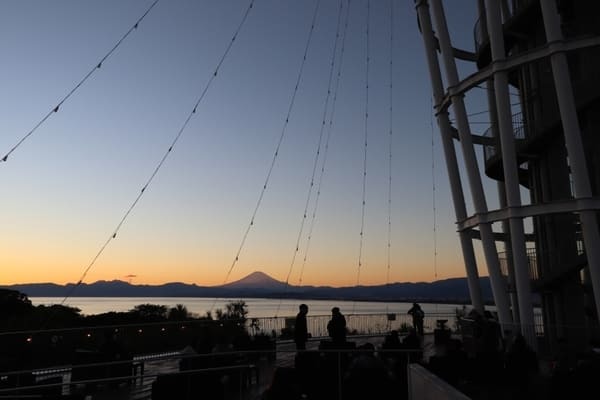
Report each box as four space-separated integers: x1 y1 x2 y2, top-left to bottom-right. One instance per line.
344 343 395 400
101 330 128 362
402 328 420 350
382 330 402 350
327 307 346 344
402 327 422 363
407 302 425 336
262 367 300 400
428 338 467 387
100 330 131 386
505 333 538 399
294 304 309 350
470 311 503 386
483 311 503 351
381 330 402 364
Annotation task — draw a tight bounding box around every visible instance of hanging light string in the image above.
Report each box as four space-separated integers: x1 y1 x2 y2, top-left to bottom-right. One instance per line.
56 0 256 308
215 0 323 302
1 0 161 164
354 0 370 315
431 94 440 314
385 0 394 316
274 0 345 317
297 0 352 288
431 95 438 282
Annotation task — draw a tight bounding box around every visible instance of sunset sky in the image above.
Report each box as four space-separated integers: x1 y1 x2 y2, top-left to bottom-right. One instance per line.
0 0 499 288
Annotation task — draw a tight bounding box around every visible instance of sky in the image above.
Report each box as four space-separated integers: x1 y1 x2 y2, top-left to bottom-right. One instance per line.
0 0 501 288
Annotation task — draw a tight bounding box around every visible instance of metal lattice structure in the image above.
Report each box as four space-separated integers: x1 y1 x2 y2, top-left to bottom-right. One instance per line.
416 0 600 355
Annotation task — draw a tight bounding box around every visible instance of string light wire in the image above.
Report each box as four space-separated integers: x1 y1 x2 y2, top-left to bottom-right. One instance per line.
297 0 352 288
353 0 370 315
385 0 394 316
431 94 440 314
1 0 161 163
56 0 256 308
214 0 323 312
275 0 345 317
431 97 438 280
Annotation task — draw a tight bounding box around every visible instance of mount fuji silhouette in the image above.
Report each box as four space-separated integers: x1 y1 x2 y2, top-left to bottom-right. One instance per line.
3 270 496 303
221 271 288 290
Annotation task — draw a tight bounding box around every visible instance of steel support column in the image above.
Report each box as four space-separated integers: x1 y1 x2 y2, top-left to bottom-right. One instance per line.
428 0 512 329
479 51 521 324
484 0 536 347
414 0 484 314
540 0 600 324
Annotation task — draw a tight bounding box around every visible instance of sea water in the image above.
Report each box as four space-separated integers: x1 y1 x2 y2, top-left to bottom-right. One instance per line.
30 297 466 318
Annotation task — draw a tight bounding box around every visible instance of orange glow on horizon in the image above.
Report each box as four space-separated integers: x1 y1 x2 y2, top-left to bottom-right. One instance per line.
2 256 470 287
2 221 470 287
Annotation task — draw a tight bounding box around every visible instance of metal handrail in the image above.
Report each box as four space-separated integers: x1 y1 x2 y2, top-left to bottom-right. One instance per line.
0 312 457 337
482 111 526 163
0 312 456 375
482 126 496 161
497 247 538 281
3 318 587 399
0 345 426 400
498 241 587 283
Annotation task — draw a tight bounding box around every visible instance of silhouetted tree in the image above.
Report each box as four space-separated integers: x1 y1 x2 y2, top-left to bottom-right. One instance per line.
130 304 167 321
0 289 36 330
215 300 248 323
33 304 82 328
214 300 249 346
168 304 189 320
0 289 33 317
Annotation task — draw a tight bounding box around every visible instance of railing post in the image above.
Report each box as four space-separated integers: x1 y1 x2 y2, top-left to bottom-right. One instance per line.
239 367 243 400
337 350 342 400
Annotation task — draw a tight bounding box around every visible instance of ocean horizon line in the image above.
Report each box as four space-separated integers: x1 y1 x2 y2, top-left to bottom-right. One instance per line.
29 297 473 318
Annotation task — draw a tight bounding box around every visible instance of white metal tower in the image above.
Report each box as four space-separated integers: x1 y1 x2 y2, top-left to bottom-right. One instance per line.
416 0 600 356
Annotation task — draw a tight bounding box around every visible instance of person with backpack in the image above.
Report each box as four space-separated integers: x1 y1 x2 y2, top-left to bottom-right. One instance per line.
327 307 347 344
407 302 425 336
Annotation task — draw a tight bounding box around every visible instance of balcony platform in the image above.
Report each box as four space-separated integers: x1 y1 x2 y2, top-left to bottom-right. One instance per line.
37 332 435 400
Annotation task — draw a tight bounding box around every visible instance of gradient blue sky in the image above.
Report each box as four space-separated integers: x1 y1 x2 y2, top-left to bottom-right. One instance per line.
1 1 500 287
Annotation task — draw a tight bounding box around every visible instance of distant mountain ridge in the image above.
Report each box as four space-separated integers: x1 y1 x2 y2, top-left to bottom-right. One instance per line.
2 271 495 303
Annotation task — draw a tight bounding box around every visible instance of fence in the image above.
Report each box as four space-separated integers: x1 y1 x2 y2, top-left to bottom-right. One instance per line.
0 335 426 400
498 247 538 281
0 313 585 400
498 243 587 284
253 312 458 339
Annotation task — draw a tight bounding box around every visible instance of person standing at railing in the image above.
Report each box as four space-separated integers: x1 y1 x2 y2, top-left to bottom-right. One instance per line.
505 333 539 398
294 304 309 350
327 307 347 344
100 329 132 387
407 302 425 336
